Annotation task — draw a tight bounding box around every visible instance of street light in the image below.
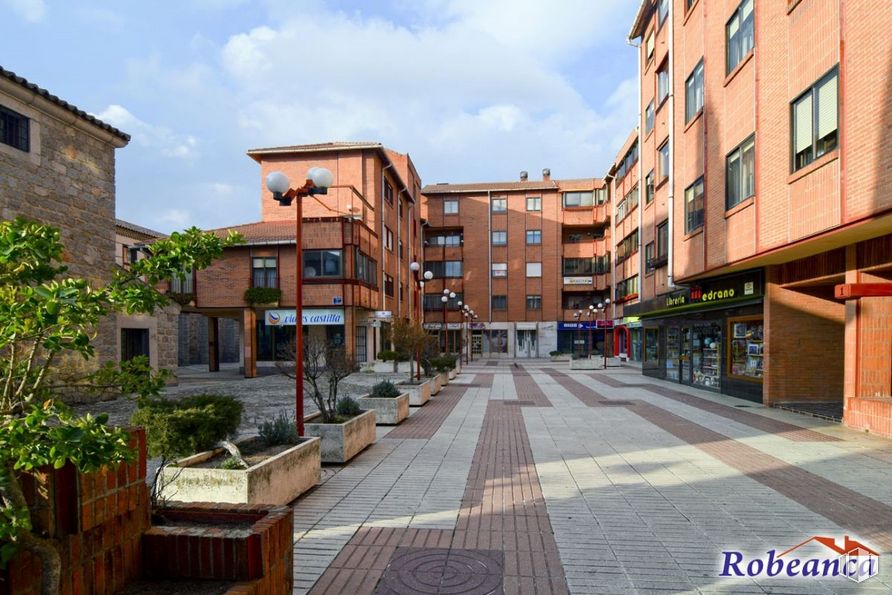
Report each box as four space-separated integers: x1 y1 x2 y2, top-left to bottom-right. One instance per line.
266 167 334 436
597 298 612 369
409 261 422 381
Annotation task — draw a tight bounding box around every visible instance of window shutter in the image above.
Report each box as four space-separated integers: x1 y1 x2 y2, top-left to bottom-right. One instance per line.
817 75 838 139
795 95 813 153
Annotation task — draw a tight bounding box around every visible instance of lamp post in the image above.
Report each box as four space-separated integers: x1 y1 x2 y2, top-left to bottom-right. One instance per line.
597 298 611 369
265 167 334 436
573 311 582 358
441 289 455 353
587 304 595 359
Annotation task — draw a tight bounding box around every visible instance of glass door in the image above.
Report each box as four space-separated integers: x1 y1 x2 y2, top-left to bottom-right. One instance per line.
680 327 692 384
693 324 721 390
665 327 680 381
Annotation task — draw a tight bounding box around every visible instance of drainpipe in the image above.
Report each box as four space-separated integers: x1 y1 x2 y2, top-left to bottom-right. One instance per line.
666 0 677 289
604 172 617 322
382 163 393 351
487 190 492 325
629 33 645 314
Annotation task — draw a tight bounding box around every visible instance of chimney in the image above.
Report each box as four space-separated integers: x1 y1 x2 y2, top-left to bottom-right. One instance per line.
519 170 528 181
542 168 551 181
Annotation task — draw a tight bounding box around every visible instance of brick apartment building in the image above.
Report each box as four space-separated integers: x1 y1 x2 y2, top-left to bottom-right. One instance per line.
622 0 892 435
190 142 423 376
420 171 611 358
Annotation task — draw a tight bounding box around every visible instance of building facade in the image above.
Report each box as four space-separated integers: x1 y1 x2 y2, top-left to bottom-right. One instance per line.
190 142 423 377
626 0 892 436
420 171 611 358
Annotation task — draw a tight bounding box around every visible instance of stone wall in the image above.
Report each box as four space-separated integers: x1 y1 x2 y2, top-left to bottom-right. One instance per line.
178 313 240 366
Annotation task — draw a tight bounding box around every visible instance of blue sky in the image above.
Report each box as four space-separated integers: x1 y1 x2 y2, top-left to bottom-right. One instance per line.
1 0 640 233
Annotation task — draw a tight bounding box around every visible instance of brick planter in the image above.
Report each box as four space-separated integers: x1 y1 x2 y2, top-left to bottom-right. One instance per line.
143 502 293 592
358 392 410 425
398 379 432 406
304 409 376 463
158 437 321 506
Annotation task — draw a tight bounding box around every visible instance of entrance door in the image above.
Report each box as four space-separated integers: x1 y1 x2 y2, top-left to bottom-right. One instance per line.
680 326 692 384
121 328 150 362
516 330 537 358
471 332 483 356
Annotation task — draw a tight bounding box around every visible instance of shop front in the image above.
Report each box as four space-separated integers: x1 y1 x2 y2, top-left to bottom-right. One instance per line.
259 308 346 361
557 321 613 358
639 270 764 402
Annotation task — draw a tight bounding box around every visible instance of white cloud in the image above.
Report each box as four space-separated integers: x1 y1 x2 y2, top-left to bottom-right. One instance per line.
94 105 199 160
159 208 192 228
4 0 46 22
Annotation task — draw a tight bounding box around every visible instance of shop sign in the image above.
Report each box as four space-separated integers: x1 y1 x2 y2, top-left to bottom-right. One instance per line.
656 271 763 312
558 322 611 330
373 310 392 320
423 322 462 330
596 320 614 329
469 322 486 330
563 276 593 285
516 322 537 330
265 308 345 326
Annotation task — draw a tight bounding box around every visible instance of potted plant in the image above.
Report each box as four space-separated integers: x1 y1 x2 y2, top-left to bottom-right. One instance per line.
244 286 282 307
358 380 410 425
434 356 452 386
420 342 443 395
550 350 570 362
393 323 437 405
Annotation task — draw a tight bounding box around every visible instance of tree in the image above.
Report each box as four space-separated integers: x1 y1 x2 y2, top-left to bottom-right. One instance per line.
277 336 357 423
0 217 241 595
389 318 434 381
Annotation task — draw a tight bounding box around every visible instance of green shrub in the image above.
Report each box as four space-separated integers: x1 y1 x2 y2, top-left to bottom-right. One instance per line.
220 456 246 470
432 356 454 372
549 350 563 357
377 350 398 361
131 394 243 459
336 396 361 418
370 380 401 398
258 412 299 446
244 286 281 305
440 354 458 369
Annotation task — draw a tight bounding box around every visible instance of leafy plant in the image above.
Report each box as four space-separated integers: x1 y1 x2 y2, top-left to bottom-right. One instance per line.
131 394 243 459
243 286 281 306
335 396 361 418
278 337 357 423
376 350 398 361
220 456 246 470
258 412 299 446
168 292 194 306
549 350 563 357
370 380 400 399
0 217 240 594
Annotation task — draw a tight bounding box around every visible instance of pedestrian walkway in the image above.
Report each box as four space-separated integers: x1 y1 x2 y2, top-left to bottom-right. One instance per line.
292 362 892 594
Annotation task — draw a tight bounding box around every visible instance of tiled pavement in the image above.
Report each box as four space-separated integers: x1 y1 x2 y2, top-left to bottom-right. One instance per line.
292 362 892 594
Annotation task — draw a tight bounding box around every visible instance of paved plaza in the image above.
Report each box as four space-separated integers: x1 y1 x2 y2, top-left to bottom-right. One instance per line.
291 361 892 594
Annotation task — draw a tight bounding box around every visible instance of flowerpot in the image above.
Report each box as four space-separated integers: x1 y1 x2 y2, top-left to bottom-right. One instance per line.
448 368 457 380
429 375 442 395
439 371 450 386
158 437 321 505
304 409 377 463
570 358 600 370
398 379 431 406
358 392 410 425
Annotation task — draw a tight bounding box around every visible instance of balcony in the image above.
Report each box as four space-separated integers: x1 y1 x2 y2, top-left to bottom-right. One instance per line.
423 244 463 262
562 238 608 258
561 204 609 226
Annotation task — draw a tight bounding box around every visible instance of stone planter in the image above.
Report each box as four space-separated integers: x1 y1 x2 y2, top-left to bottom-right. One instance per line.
570 358 600 370
550 354 571 362
362 360 417 374
305 409 377 463
159 437 321 506
439 371 450 386
428 375 442 396
358 392 410 425
399 379 432 406
448 368 457 380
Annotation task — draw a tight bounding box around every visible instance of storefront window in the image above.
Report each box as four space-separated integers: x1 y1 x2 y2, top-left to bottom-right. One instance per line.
644 328 659 363
692 324 722 389
665 327 680 381
728 317 763 379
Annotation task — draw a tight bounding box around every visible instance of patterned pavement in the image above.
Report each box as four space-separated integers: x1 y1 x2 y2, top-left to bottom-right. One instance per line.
291 362 892 594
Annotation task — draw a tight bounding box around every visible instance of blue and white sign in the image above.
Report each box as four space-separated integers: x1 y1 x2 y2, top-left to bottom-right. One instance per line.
265 308 345 326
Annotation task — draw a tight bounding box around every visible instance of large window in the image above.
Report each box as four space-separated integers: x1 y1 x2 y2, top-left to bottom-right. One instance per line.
526 295 542 310
645 170 655 204
384 226 394 251
492 295 507 310
658 142 670 181
645 101 654 134
615 275 639 301
526 230 542 245
726 0 754 73
657 0 669 27
444 199 459 215
384 180 394 205
526 262 542 277
427 231 462 246
563 191 594 208
424 292 464 310
616 229 640 265
0 106 30 152
252 257 277 288
354 251 377 286
303 250 342 278
615 142 639 183
646 31 655 61
492 262 507 277
428 260 462 278
526 196 541 211
685 178 705 233
645 242 655 273
657 59 670 104
595 188 608 205
384 274 394 297
492 197 507 212
616 198 627 222
492 230 507 246
563 257 610 276
792 68 839 172
685 60 704 122
727 135 755 209
656 220 669 264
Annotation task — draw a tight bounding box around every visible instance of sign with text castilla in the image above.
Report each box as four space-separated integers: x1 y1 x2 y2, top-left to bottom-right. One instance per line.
265 309 345 326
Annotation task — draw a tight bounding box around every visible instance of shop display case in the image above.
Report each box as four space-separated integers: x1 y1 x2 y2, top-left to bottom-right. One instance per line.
729 317 763 380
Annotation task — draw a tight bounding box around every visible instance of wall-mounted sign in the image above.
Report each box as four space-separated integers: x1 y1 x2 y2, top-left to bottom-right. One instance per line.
332 296 343 305
423 322 463 330
558 321 613 330
563 276 593 285
639 270 764 317
265 308 345 326
373 310 392 319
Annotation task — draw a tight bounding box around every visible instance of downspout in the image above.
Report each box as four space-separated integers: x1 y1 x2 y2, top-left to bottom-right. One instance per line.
666 0 677 289
604 173 616 322
629 34 644 318
396 187 408 320
487 190 493 325
382 162 393 320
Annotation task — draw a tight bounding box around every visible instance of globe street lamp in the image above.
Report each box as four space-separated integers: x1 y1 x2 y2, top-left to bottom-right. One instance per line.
409 261 424 380
597 299 611 369
266 167 334 436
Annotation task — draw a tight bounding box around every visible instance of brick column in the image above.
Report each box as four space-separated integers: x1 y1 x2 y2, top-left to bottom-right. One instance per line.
243 309 257 378
208 316 220 373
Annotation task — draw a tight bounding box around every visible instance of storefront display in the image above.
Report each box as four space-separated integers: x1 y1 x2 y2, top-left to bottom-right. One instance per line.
665 327 680 381
644 328 659 363
729 317 763 379
692 324 721 389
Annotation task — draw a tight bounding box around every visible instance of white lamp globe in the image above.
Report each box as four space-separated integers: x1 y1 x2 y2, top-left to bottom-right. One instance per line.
308 167 334 189
443 288 450 295
457 300 463 307
605 298 611 305
266 171 290 194
423 271 433 280
449 292 456 299
441 296 448 303
409 261 420 272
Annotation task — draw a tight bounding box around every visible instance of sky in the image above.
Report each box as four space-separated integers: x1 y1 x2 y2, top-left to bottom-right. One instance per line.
1 0 641 233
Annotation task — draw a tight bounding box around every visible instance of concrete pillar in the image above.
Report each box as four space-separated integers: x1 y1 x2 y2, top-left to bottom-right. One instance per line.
243 309 257 378
208 316 220 372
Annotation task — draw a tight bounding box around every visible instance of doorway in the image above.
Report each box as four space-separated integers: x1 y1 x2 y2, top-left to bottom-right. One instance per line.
516 330 537 358
121 328 150 362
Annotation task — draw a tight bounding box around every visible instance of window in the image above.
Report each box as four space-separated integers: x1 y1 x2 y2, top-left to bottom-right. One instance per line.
615 142 639 183
0 105 29 152
726 0 754 73
645 242 655 273
492 230 507 246
685 60 704 122
563 191 594 208
428 260 462 278
384 226 394 251
645 31 655 60
444 199 459 215
128 247 140 264
252 257 277 288
526 295 542 310
727 135 756 209
656 220 669 264
170 269 193 294
303 250 343 278
657 0 669 27
492 295 507 311
384 274 394 297
615 275 640 301
563 257 610 276
645 170 655 204
526 262 542 277
526 230 542 245
424 292 463 310
616 199 627 222
685 178 705 233
354 251 377 286
398 240 404 259
657 59 670 104
492 262 507 277
595 187 608 205
616 229 640 265
658 142 670 181
792 68 839 171
626 185 639 212
384 180 394 205
645 101 654 134
492 197 507 212
526 196 541 211
427 232 462 246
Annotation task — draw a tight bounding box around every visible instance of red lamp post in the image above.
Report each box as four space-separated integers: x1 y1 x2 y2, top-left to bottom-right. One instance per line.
266 168 334 437
587 304 595 359
597 298 611 369
409 262 432 381
440 289 455 353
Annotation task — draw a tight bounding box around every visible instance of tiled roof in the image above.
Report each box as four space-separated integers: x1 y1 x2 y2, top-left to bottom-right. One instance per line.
115 219 166 240
205 220 297 244
0 66 130 142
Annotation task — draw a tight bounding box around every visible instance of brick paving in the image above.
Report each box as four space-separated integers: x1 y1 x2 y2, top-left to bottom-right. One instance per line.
292 363 892 594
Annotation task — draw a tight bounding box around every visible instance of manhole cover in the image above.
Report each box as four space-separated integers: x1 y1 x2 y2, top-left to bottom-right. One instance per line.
376 547 503 595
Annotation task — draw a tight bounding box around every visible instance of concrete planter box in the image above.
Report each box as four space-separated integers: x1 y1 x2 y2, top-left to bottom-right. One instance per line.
428 375 442 395
398 380 432 406
305 409 377 463
361 361 418 374
159 437 321 506
570 358 601 370
448 367 458 380
550 354 571 362
358 392 410 425
439 371 450 386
